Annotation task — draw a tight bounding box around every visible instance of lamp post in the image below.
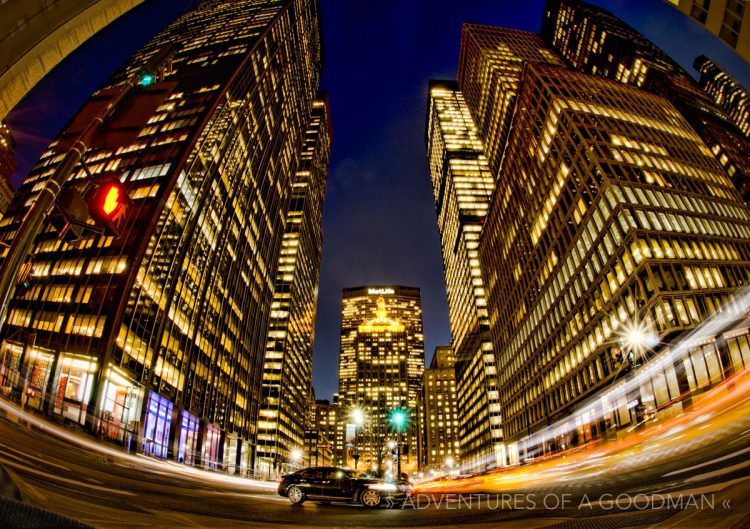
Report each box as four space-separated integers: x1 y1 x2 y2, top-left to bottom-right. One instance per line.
619 320 659 429
351 407 364 469
388 408 408 478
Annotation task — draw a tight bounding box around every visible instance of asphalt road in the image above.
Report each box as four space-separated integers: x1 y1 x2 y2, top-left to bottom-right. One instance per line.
2 390 750 529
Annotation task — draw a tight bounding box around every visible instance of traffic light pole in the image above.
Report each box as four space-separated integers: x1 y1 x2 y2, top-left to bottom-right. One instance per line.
0 78 138 328
0 45 175 329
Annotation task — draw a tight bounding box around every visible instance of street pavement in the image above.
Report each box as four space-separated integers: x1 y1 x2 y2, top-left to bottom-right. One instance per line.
2 377 750 529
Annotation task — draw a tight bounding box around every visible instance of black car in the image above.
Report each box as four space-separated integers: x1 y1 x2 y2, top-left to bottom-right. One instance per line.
278 466 411 507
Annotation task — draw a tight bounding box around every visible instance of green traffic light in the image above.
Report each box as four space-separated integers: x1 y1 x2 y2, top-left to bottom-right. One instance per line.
140 73 155 86
389 408 408 432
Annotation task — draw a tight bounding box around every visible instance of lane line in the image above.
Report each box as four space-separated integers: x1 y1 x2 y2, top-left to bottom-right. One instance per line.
0 441 71 472
0 458 137 496
663 445 750 477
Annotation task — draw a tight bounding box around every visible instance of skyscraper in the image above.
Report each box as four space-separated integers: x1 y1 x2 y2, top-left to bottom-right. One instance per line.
255 98 330 478
336 286 424 474
481 60 750 461
0 0 324 472
694 55 750 137
664 0 750 62
541 0 750 203
457 26 564 178
420 345 460 472
426 79 502 471
0 0 146 119
428 1 750 468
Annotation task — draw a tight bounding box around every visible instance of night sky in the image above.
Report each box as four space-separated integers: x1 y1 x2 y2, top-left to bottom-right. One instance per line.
6 0 750 401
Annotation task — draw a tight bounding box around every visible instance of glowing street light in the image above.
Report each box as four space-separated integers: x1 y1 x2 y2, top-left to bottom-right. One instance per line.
290 449 303 464
619 319 659 369
389 408 408 432
350 407 366 469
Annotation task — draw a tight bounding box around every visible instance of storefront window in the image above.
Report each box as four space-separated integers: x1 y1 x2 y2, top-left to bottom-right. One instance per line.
143 391 173 459
178 410 199 465
0 341 23 391
53 354 97 425
98 366 142 443
204 424 221 469
23 348 54 411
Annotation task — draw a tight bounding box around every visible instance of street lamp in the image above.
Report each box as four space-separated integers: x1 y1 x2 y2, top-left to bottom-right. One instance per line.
619 319 659 370
350 407 364 469
290 449 303 467
617 319 659 428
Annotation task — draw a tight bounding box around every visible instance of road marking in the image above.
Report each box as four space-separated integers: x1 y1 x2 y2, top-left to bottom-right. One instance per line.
0 441 71 472
663 445 750 477
683 459 750 483
0 458 137 496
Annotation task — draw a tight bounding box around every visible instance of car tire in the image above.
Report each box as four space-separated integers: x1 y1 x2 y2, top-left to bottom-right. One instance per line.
359 489 381 508
288 486 305 505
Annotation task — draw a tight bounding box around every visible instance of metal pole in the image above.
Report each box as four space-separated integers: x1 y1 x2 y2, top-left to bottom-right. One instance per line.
397 432 402 477
0 78 138 329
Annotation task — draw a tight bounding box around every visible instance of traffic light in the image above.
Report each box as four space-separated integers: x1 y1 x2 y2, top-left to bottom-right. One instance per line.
389 408 409 433
86 178 132 237
139 73 156 87
49 186 90 241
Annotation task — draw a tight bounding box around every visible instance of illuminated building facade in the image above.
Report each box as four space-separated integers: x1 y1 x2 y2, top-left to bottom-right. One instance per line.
304 398 336 467
336 286 425 474
0 0 324 472
541 0 750 203
0 0 145 119
425 79 502 471
457 26 564 178
255 98 330 478
664 0 750 63
420 346 459 472
694 55 750 138
481 61 750 461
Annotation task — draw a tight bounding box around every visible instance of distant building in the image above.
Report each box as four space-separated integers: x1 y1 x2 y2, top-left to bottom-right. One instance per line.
336 286 425 475
664 0 750 63
694 55 750 137
420 346 459 472
0 0 146 118
304 399 337 468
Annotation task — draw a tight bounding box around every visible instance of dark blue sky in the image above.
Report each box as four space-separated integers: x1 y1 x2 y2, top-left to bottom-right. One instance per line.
6 0 750 401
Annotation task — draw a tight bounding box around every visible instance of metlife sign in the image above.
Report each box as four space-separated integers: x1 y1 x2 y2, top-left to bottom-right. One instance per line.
368 288 395 295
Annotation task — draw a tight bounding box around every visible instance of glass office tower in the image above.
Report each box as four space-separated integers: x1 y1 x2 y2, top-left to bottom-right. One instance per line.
255 98 330 478
0 0 324 472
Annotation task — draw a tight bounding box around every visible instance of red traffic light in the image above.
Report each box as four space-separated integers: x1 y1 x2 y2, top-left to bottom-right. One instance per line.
87 179 131 237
